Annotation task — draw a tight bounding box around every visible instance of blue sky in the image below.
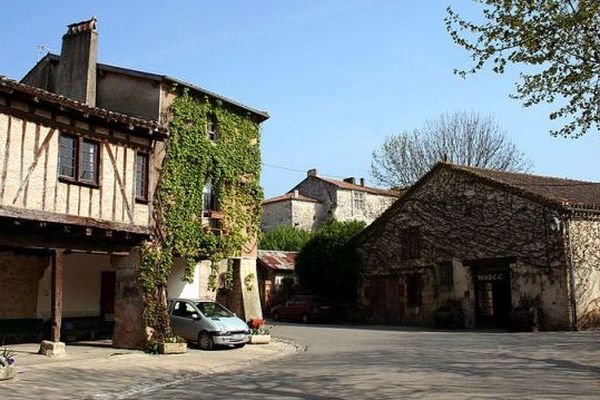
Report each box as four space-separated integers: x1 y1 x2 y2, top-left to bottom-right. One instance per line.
1 1 598 198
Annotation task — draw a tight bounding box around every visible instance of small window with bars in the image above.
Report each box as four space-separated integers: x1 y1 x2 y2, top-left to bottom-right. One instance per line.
135 152 149 202
202 178 219 214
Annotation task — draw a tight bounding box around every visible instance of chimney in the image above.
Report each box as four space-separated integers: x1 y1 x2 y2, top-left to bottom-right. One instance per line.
293 189 299 198
307 168 318 177
56 17 98 105
343 177 356 185
360 177 365 187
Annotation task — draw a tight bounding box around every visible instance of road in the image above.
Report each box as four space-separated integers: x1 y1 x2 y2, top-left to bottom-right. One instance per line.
137 323 600 399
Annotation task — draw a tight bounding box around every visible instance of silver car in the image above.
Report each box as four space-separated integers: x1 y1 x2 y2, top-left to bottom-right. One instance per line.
168 298 251 350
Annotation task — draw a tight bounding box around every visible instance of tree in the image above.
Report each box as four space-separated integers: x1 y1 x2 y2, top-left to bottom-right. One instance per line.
370 111 532 187
259 225 313 252
295 220 366 304
446 1 600 138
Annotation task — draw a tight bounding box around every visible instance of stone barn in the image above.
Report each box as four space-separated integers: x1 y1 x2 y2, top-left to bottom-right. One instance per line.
356 162 600 331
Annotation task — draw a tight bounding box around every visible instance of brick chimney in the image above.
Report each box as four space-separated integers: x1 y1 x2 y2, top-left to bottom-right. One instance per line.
343 177 356 185
307 168 318 177
56 17 98 105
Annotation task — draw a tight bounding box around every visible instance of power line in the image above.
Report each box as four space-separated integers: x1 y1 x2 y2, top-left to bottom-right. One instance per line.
261 162 349 180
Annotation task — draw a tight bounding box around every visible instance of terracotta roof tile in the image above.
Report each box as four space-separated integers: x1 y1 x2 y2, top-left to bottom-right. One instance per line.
452 164 600 210
263 192 321 205
318 176 402 197
0 76 168 136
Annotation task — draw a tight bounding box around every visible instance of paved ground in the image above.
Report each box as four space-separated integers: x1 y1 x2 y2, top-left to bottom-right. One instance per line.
136 324 600 399
0 339 298 399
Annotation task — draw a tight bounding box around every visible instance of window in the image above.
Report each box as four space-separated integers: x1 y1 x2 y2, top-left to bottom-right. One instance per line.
79 140 99 184
135 152 149 202
202 178 219 213
353 191 366 212
400 227 422 259
439 261 454 288
406 274 422 308
172 301 196 318
59 134 77 179
58 133 100 186
207 114 218 141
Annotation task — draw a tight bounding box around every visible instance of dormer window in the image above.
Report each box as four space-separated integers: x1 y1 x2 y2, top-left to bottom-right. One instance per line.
207 114 218 141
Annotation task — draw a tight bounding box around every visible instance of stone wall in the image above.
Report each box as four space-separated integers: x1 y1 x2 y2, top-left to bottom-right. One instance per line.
290 200 320 231
334 189 396 226
570 216 600 329
0 254 47 318
261 200 291 232
358 167 571 329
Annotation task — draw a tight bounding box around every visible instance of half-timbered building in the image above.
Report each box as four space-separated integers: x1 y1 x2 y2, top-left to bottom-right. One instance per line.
1 18 269 351
0 76 167 350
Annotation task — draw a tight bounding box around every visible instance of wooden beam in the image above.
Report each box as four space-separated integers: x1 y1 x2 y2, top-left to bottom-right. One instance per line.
51 249 64 342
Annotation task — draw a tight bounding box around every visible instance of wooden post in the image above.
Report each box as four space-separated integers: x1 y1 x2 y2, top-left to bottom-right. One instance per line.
51 249 64 342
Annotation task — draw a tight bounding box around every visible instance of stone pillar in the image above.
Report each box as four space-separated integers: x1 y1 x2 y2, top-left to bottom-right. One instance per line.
111 247 147 349
238 257 263 321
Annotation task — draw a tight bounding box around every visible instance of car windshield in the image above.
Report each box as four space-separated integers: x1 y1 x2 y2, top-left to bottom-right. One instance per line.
195 302 234 318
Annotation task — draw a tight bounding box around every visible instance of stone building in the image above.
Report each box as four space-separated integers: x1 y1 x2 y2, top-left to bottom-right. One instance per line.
261 168 400 232
0 18 268 349
356 162 600 331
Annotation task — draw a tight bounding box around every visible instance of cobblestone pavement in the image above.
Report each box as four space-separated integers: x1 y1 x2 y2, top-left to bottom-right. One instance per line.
137 324 600 399
0 339 298 399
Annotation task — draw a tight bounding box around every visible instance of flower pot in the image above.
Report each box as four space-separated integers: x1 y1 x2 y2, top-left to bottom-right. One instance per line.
0 366 15 381
158 342 187 354
249 334 271 344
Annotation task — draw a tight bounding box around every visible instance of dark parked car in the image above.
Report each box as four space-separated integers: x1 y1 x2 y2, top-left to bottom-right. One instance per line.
270 295 335 323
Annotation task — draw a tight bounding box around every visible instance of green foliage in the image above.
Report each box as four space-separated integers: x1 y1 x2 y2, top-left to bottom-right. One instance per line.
139 89 263 339
259 225 313 251
446 1 600 138
295 220 366 303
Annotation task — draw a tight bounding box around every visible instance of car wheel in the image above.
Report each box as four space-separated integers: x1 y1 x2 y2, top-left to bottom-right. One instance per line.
301 313 309 324
273 312 280 321
233 343 246 349
198 332 214 351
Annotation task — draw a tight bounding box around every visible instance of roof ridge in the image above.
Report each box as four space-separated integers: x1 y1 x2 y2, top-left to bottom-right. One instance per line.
0 76 167 135
449 163 600 186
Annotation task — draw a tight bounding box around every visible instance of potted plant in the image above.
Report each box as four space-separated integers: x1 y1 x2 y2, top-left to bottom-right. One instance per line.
0 348 16 381
247 319 271 344
510 294 541 332
148 332 187 355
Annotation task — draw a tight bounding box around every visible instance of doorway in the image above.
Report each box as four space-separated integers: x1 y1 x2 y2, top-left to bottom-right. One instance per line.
100 271 116 321
474 266 511 328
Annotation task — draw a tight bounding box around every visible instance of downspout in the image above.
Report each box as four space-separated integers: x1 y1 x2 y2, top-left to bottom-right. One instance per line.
564 218 578 331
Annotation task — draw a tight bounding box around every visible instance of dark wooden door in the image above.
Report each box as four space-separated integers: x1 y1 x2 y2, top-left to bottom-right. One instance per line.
100 271 116 319
385 277 404 323
475 267 511 328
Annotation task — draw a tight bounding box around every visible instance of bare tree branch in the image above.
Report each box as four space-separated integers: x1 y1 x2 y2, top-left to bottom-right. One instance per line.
370 111 533 187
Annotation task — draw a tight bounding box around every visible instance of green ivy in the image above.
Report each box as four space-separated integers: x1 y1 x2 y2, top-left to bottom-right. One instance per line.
139 89 263 340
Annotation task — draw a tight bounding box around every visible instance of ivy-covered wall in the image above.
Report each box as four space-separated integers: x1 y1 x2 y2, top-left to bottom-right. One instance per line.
140 89 263 339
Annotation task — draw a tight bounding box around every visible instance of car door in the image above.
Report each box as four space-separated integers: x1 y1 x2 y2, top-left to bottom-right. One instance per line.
170 301 199 342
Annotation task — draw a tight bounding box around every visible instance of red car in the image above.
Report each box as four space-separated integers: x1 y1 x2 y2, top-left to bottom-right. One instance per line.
270 295 335 323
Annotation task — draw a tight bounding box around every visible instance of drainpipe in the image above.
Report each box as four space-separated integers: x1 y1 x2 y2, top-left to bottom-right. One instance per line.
564 218 578 331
